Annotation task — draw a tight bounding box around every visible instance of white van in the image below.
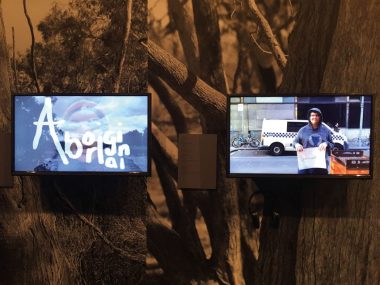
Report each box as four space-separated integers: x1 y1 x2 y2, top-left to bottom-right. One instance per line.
260 119 348 156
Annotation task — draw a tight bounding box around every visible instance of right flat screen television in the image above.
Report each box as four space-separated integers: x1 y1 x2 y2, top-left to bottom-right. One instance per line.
227 94 373 178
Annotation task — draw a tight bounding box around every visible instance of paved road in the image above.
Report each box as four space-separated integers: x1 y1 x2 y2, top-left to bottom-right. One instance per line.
229 149 299 174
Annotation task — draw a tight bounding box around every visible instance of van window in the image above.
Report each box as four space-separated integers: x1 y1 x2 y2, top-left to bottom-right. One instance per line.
287 121 307 132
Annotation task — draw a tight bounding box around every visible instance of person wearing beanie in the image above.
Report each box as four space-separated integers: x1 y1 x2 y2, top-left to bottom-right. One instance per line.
293 107 334 174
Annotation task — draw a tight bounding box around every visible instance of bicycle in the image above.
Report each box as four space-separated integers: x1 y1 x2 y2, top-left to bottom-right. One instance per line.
231 134 260 148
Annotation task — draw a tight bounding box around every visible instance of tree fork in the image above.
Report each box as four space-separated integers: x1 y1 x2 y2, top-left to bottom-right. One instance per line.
142 39 225 129
149 74 188 134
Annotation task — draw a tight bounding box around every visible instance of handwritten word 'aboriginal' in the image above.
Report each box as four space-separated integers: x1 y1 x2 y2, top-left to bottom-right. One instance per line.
65 131 130 169
33 97 130 169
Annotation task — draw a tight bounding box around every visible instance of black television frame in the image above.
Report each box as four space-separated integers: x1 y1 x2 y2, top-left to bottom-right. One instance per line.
226 94 374 179
12 93 152 176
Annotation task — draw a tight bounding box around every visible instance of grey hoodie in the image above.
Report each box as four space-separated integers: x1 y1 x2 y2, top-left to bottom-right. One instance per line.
293 108 333 148
293 108 334 168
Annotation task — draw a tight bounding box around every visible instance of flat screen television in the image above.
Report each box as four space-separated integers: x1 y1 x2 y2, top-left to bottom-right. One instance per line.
227 94 373 178
13 94 151 175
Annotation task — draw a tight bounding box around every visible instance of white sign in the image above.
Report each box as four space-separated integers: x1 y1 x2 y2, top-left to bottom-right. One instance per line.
297 147 326 170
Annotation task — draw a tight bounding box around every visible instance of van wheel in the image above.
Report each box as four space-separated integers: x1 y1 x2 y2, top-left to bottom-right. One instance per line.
270 143 284 156
332 143 343 151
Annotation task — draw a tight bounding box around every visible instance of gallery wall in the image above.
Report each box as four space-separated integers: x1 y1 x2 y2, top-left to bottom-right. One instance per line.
0 1 379 284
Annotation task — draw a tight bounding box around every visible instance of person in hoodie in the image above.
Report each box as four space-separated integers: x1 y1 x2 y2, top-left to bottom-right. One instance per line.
293 107 334 174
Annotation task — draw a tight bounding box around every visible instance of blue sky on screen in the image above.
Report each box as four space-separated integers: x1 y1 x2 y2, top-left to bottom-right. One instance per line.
32 96 148 136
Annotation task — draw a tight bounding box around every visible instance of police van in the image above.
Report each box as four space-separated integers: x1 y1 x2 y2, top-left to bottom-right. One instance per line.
260 119 348 156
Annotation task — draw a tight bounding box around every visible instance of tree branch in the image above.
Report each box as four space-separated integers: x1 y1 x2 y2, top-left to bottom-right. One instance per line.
147 199 212 283
149 73 188 134
151 122 178 180
167 0 200 75
152 134 206 262
142 40 225 128
192 0 229 93
152 135 182 231
245 0 287 70
23 0 41 92
11 27 18 92
250 32 272 54
114 0 132 92
151 120 202 241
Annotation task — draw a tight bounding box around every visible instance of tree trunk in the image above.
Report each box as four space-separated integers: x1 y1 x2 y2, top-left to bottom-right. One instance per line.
258 1 380 284
167 0 200 75
192 0 228 93
147 38 247 284
0 3 147 284
296 0 380 283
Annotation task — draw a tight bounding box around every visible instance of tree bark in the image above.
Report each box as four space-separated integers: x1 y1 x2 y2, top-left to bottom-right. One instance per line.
258 1 380 285
114 0 133 93
280 0 340 93
167 0 200 75
22 0 41 92
149 74 188 134
255 1 342 284
0 5 11 128
192 0 229 93
145 39 225 127
296 0 380 283
146 199 216 284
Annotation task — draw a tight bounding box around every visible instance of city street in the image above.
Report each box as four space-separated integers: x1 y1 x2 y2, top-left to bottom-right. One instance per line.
229 149 299 174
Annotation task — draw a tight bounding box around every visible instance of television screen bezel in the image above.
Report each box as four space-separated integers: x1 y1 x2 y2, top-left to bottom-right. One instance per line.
226 93 374 179
12 93 152 176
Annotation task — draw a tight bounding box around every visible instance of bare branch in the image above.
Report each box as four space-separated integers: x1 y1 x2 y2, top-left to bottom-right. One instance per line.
151 122 178 180
149 73 188 134
147 199 211 282
11 27 18 92
230 0 243 19
152 135 206 262
142 40 225 128
152 136 182 230
114 0 133 93
250 32 272 55
245 0 287 70
23 0 41 92
152 122 207 260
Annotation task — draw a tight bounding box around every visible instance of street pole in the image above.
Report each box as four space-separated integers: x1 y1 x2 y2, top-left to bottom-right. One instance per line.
358 96 364 147
238 103 244 135
346 96 350 130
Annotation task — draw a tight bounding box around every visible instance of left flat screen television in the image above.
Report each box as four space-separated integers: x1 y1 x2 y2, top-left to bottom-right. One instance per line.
12 94 151 175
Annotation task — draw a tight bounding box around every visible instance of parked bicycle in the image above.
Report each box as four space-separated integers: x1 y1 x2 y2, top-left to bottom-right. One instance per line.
231 134 260 148
350 136 370 147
